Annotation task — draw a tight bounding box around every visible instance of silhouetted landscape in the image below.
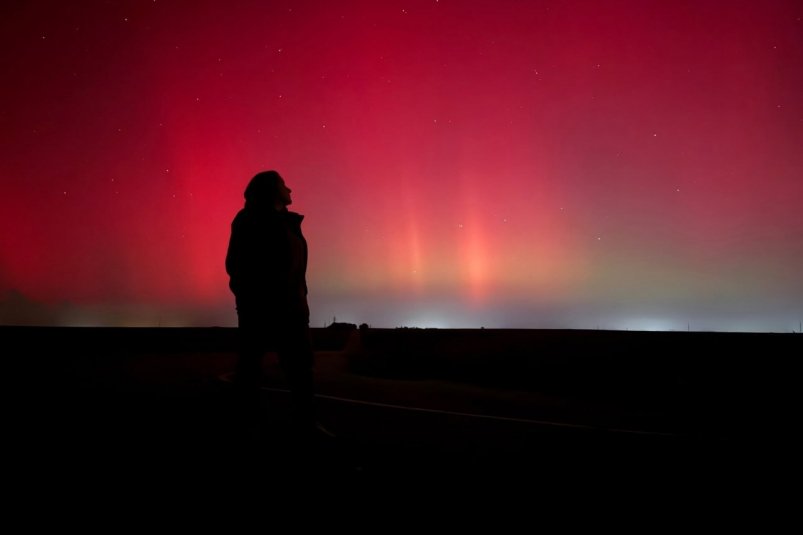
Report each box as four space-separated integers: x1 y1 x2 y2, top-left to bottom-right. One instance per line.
7 326 800 496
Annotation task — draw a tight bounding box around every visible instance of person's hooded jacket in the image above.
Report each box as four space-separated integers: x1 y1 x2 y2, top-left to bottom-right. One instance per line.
225 205 309 324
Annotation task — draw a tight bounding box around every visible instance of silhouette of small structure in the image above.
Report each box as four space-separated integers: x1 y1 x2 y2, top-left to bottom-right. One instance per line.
328 321 357 331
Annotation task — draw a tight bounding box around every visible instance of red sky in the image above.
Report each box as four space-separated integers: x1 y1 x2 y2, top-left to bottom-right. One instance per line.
1 0 801 330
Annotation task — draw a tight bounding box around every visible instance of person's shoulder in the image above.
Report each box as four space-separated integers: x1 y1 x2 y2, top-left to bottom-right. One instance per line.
231 208 248 225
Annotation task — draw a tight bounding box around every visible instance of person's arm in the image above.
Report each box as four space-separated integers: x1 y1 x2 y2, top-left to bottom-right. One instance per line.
225 216 245 294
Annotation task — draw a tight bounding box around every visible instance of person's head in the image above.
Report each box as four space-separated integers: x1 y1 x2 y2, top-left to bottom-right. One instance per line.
244 170 292 210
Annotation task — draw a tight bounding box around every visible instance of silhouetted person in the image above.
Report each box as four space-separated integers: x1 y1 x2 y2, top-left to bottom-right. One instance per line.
226 170 327 440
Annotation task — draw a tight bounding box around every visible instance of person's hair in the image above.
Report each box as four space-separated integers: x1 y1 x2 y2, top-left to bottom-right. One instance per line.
244 170 282 208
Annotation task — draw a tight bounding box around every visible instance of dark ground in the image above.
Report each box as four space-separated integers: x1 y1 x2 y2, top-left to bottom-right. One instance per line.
5 326 801 502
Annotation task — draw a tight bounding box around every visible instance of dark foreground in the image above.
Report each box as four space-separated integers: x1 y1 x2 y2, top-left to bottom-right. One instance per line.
6 327 801 500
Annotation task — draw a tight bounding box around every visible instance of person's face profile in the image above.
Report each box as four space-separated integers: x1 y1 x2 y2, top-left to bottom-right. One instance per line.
277 178 292 206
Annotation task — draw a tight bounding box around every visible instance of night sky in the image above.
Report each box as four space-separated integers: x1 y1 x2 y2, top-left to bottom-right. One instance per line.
1 0 801 331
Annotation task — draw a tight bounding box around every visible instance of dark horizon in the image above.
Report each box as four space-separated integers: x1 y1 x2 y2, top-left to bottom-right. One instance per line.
2 323 802 334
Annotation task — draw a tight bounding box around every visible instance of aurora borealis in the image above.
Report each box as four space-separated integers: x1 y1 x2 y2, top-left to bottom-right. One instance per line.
1 0 801 331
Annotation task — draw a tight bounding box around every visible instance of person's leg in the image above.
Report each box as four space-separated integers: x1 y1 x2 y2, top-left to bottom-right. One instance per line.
276 324 316 430
235 345 262 388
234 314 265 429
